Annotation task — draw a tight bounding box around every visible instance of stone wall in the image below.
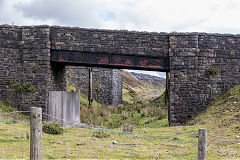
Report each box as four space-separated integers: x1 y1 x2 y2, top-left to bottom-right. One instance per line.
169 33 240 125
0 25 240 126
67 67 122 105
0 25 54 113
50 26 169 58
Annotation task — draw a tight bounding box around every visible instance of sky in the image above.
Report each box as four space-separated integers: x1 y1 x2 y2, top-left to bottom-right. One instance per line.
1 0 240 78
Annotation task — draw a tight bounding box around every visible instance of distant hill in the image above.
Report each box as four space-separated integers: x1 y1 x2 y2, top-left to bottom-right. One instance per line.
122 70 146 89
129 72 166 88
122 70 165 104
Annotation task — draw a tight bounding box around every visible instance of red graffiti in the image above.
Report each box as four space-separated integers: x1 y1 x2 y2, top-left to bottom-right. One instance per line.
114 57 121 64
125 59 132 66
154 59 161 63
59 56 65 62
98 57 109 64
139 59 149 66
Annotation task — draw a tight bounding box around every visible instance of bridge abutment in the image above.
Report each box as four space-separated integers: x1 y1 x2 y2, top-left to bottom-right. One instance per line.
0 25 240 126
169 33 240 126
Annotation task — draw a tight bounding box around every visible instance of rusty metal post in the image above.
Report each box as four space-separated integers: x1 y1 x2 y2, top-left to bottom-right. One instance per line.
165 72 170 106
165 72 171 126
88 68 93 107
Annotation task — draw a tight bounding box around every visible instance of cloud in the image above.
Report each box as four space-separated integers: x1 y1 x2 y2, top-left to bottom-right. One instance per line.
14 0 105 27
0 0 239 34
101 0 240 33
126 69 166 78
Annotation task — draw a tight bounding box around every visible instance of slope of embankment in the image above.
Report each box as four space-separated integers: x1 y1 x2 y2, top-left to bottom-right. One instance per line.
190 84 240 135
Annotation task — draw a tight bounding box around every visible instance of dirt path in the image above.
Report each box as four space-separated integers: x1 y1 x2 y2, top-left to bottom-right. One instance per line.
142 89 164 101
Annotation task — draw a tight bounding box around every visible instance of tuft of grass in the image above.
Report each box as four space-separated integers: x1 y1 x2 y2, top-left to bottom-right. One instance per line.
79 93 100 108
0 101 15 113
0 101 29 120
122 88 134 104
92 130 110 138
43 123 63 135
121 123 134 132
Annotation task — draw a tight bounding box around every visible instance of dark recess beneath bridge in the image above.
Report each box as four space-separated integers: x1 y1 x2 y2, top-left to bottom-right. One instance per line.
50 50 170 72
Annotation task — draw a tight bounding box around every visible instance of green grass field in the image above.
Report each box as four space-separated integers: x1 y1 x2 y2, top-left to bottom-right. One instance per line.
1 85 240 159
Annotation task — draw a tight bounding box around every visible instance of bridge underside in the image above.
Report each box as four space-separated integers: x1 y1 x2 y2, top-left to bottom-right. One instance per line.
50 50 170 72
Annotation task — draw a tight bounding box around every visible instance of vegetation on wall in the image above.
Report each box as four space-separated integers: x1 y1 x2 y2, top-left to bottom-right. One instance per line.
9 76 37 94
9 76 36 93
207 66 219 76
33 65 39 72
178 74 184 81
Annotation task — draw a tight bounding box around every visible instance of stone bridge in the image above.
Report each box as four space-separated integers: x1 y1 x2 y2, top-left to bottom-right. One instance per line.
0 25 240 126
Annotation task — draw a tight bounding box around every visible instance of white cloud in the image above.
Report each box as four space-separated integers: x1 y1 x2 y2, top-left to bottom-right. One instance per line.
0 0 239 33
126 70 166 78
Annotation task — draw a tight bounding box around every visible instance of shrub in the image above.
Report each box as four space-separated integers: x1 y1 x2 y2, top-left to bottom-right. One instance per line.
121 111 129 119
178 75 184 81
92 130 110 138
207 66 219 76
33 65 39 71
28 86 37 92
141 106 167 119
43 123 63 135
128 88 137 97
9 75 36 93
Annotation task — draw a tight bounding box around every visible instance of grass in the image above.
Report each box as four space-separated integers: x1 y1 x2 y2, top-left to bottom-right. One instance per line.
0 101 15 113
122 88 134 104
189 84 240 134
0 115 200 159
67 84 101 108
1 84 240 159
80 100 168 129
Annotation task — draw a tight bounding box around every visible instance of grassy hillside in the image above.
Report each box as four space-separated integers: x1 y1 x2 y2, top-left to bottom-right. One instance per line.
122 70 165 104
189 85 240 135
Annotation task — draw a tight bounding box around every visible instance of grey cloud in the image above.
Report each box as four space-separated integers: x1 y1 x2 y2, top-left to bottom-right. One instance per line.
171 19 206 32
207 27 240 34
0 0 5 9
15 0 104 28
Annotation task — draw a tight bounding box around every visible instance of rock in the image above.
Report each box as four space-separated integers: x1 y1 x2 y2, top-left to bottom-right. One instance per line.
112 140 118 144
91 138 99 141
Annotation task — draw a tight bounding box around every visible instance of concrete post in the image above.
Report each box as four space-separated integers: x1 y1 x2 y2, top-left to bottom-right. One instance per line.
30 107 42 160
198 128 207 160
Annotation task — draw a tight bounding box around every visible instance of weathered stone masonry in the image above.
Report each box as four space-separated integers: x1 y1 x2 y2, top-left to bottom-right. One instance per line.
169 33 240 125
0 26 52 113
67 67 122 105
0 25 240 126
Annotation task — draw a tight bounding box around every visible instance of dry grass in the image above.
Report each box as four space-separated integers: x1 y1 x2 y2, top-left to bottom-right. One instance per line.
1 84 240 159
1 118 240 159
